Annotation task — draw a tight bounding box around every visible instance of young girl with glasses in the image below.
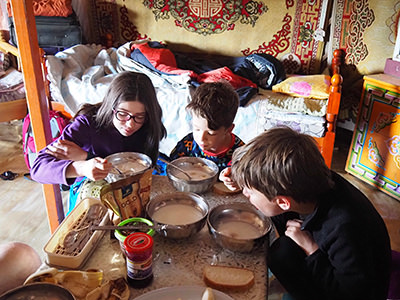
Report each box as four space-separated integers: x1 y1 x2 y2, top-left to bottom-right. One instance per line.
30 72 166 211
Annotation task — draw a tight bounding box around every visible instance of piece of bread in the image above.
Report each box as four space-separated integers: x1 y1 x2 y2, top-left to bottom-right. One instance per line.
203 265 255 291
213 182 241 195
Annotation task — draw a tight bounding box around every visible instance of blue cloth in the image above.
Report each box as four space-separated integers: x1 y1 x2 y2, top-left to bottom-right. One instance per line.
67 177 86 215
152 153 170 176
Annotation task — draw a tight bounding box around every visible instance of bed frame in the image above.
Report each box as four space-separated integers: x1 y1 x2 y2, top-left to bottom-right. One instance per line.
314 49 344 168
9 0 65 233
9 0 344 233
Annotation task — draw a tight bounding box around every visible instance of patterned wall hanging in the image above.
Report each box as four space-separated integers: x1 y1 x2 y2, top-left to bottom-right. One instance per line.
90 1 120 45
142 0 268 35
331 0 375 66
243 0 330 74
143 0 268 35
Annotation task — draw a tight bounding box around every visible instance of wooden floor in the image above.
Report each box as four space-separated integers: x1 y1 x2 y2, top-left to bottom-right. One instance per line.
0 121 399 261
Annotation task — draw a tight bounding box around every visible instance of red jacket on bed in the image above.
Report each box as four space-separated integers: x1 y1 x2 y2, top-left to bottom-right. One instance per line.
130 42 257 89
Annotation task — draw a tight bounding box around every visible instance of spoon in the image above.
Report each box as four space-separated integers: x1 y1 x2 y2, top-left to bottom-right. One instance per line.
61 205 107 250
91 224 159 231
158 158 192 180
112 166 123 175
62 223 168 249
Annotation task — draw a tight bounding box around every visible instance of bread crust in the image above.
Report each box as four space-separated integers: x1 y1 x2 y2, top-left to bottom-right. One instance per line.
203 265 255 291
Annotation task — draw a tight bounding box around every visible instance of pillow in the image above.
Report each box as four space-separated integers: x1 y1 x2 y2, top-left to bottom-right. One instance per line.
272 75 331 99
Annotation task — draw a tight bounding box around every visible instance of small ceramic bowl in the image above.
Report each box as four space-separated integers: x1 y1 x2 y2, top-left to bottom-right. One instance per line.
207 202 272 252
146 192 209 239
166 157 218 193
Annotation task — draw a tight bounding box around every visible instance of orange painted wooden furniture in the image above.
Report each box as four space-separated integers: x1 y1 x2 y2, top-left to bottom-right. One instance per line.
346 73 400 201
314 49 344 168
9 0 64 233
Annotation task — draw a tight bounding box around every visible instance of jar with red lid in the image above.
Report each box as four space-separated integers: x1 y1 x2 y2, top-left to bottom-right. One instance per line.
123 232 154 288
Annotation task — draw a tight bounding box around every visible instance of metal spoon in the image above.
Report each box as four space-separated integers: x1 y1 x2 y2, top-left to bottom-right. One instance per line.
112 166 123 175
91 224 158 231
158 158 192 180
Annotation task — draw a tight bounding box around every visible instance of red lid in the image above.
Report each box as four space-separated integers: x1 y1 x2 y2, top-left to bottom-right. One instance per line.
124 232 153 253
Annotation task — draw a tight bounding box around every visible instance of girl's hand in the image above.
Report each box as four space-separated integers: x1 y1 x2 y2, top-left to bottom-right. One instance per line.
219 167 241 192
285 219 319 256
68 157 112 181
46 140 87 161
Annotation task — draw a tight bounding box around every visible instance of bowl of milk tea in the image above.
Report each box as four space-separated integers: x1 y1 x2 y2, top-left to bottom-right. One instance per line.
105 152 152 183
146 192 209 239
207 202 272 252
166 157 218 193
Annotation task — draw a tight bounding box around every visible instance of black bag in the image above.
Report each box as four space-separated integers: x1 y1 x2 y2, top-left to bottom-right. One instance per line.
9 14 82 51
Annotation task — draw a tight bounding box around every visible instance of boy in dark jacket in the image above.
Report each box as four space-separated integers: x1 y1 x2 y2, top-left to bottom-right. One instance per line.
229 127 391 300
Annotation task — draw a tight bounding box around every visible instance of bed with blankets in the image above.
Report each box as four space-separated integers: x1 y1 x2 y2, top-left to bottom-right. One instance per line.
45 40 344 167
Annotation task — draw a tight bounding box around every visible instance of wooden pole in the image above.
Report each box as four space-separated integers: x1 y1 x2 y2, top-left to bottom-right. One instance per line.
10 0 64 233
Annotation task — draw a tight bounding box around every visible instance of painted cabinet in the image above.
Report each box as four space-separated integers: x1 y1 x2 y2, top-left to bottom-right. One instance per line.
346 74 400 201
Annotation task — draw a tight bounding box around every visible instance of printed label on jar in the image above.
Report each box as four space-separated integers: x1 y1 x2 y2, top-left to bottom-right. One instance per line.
126 255 153 280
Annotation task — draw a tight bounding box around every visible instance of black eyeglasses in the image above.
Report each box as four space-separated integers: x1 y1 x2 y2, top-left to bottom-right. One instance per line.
113 109 146 124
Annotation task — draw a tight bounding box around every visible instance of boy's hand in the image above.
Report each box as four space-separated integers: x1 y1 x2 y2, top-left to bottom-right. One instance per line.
46 140 87 161
219 167 241 192
285 219 319 256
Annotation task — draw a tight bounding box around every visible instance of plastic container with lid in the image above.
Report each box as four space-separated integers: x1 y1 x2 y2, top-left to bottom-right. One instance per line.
123 232 154 288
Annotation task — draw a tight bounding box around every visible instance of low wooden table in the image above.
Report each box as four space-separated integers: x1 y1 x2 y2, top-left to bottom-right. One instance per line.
82 175 269 299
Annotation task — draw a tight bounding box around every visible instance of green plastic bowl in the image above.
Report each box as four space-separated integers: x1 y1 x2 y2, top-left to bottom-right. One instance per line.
114 217 155 249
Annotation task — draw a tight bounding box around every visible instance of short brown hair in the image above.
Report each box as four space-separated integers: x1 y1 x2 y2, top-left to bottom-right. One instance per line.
231 127 334 203
187 81 239 130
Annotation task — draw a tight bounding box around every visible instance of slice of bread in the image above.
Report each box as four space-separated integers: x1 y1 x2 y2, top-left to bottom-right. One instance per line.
203 265 255 291
213 182 241 195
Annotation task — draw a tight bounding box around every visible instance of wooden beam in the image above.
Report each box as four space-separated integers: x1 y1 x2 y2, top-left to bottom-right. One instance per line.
10 0 64 233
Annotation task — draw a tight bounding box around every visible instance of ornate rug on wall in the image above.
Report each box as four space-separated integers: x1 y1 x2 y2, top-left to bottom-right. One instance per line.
330 0 400 129
89 0 332 75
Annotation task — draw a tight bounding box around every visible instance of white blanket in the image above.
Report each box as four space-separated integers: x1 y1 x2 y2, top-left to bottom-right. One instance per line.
0 68 25 103
46 43 328 155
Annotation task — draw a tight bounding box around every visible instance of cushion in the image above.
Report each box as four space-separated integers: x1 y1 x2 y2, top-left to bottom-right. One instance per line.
272 75 331 100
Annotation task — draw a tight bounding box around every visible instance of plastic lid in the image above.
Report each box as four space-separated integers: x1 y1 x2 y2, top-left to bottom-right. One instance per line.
114 217 155 242
124 232 153 253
